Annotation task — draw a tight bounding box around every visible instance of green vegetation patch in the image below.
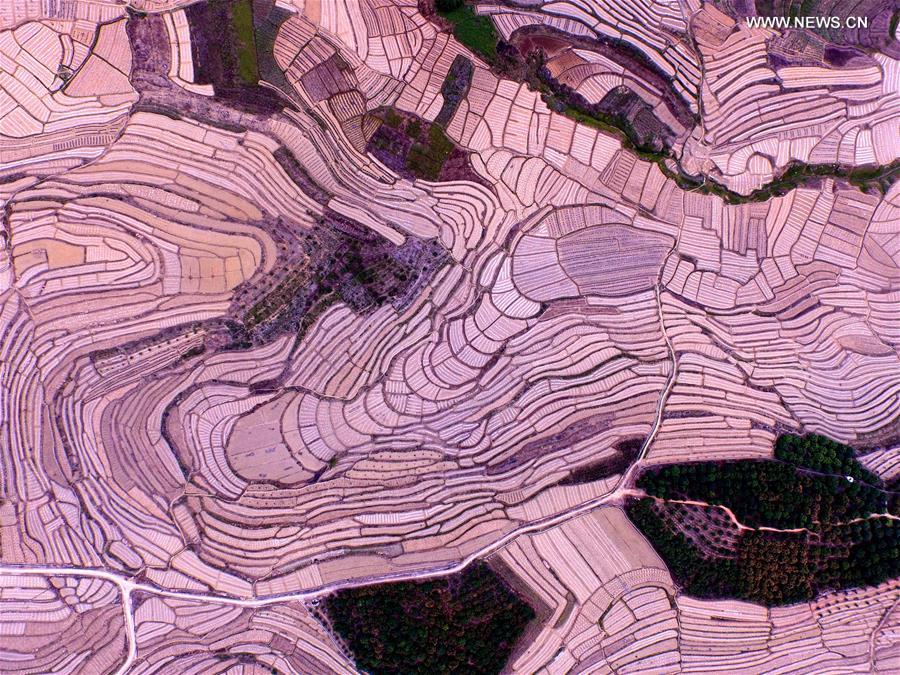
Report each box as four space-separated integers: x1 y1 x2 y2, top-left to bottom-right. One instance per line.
367 108 469 182
627 499 742 598
243 267 310 328
438 2 499 64
741 161 900 200
436 54 474 126
383 107 403 128
628 433 900 605
535 64 673 155
326 562 534 674
235 207 448 347
185 0 264 91
243 229 417 329
407 124 455 181
231 0 259 84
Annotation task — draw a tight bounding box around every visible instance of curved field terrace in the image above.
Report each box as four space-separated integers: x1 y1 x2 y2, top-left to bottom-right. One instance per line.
0 0 898 672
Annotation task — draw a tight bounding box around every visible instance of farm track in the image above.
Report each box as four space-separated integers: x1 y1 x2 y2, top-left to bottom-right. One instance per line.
647 496 900 535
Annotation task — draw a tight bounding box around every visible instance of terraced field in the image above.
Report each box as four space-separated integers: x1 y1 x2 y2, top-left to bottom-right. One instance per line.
0 0 898 672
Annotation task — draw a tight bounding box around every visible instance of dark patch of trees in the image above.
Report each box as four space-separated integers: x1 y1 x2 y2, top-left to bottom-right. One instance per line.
435 55 474 126
406 125 455 181
636 459 886 531
186 0 257 86
775 433 883 485
628 499 899 606
628 434 899 605
326 562 535 674
627 498 741 598
535 61 672 155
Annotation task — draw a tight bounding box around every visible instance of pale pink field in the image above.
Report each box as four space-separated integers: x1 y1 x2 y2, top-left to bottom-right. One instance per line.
0 0 897 671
